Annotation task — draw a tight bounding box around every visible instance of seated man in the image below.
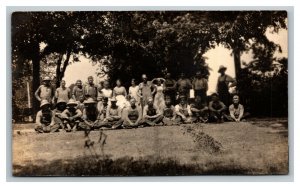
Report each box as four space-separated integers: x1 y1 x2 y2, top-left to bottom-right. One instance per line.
190 96 209 123
174 95 193 124
61 99 83 132
208 93 226 123
142 97 164 127
162 96 179 126
98 97 109 121
52 98 67 129
229 95 249 122
35 100 59 133
78 97 101 130
122 98 143 128
98 97 123 129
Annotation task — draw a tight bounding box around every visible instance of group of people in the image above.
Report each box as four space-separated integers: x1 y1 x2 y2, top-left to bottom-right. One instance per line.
34 65 247 133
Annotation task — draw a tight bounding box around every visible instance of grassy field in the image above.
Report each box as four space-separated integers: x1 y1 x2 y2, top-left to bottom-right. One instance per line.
12 118 288 176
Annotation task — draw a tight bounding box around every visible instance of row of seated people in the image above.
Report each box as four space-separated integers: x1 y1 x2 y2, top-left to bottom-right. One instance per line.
35 93 247 133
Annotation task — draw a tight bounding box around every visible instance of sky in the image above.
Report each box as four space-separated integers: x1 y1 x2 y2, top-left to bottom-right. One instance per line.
63 28 287 94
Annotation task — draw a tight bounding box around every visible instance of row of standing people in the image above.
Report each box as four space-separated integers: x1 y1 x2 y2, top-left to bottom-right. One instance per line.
35 65 236 114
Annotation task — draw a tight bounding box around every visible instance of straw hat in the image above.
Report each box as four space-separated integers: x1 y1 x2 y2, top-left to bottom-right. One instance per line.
84 98 96 104
218 65 227 73
67 99 78 106
43 76 51 81
40 100 50 108
110 97 117 102
211 93 219 97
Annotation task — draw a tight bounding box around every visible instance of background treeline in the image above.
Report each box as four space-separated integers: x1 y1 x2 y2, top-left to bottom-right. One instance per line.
11 11 288 121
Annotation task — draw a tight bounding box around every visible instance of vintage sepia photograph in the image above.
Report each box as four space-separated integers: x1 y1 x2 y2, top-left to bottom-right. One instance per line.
11 11 288 176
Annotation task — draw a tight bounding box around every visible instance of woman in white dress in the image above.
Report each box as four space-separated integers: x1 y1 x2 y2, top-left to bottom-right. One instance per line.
152 78 166 113
113 79 129 109
129 79 140 105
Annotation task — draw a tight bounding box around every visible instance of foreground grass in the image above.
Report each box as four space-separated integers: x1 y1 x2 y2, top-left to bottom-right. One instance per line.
12 119 288 176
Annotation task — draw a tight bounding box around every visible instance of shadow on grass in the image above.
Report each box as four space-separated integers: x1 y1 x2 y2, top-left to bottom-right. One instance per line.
13 155 285 176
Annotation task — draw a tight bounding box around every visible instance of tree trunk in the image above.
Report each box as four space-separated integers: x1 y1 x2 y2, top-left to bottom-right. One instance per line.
55 54 63 88
56 50 71 86
233 47 241 91
32 47 41 116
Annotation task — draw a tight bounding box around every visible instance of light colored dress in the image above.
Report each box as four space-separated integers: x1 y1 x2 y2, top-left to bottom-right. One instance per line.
154 84 166 114
129 85 140 104
113 86 129 109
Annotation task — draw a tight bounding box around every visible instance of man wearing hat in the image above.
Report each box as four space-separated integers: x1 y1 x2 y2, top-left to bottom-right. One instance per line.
53 98 67 129
34 76 55 104
217 65 236 106
208 93 227 123
35 100 59 133
192 70 208 104
78 98 101 130
97 97 123 129
174 95 193 124
142 97 164 127
122 98 143 128
61 99 83 132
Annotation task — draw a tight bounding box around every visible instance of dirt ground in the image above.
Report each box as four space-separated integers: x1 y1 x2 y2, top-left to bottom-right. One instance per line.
12 118 288 176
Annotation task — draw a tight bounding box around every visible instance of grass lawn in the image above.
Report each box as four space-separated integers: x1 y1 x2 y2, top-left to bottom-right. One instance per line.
12 118 288 176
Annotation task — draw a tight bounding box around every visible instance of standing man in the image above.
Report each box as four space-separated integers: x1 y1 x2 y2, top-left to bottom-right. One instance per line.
84 76 97 101
176 72 192 100
35 100 59 133
72 80 84 101
192 71 208 104
34 76 55 104
138 74 155 110
55 80 71 104
164 72 177 105
217 65 236 106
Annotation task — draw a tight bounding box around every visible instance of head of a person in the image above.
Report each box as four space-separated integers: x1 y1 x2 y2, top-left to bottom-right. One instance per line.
233 95 240 104
179 95 187 105
110 97 117 107
165 96 172 107
88 76 94 84
84 98 96 108
147 97 154 106
102 97 108 106
43 76 51 86
211 93 219 102
131 79 136 86
76 80 82 88
142 74 147 83
56 99 67 111
60 80 66 88
103 81 109 89
129 98 136 107
180 72 185 79
79 95 84 103
195 95 202 104
116 79 122 87
218 65 227 75
67 99 78 110
166 72 171 79
40 100 51 111
196 71 202 78
157 79 162 86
